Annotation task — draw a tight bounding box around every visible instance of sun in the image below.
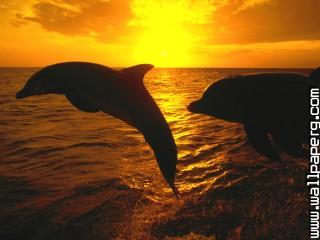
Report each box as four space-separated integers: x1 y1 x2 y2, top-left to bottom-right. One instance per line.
133 25 193 67
129 0 212 67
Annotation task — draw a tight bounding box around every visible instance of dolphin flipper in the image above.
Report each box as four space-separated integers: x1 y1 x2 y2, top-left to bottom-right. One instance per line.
65 91 100 113
271 130 308 158
244 123 281 161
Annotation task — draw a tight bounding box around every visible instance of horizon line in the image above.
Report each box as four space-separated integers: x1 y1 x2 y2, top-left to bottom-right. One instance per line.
0 66 315 69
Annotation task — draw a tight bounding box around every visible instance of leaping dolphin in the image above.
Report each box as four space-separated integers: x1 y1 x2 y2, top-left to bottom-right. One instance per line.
188 68 320 161
16 62 180 197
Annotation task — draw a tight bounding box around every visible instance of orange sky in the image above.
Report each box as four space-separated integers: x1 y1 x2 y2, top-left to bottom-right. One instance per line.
1 0 320 67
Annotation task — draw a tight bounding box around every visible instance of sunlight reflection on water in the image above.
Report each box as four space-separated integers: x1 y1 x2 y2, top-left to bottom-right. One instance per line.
0 67 309 239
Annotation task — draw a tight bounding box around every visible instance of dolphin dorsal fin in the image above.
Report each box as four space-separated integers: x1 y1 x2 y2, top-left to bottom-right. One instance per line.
122 64 154 83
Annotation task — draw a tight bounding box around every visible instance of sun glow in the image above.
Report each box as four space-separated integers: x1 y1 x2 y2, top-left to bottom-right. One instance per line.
130 0 214 67
1 0 319 68
133 25 194 67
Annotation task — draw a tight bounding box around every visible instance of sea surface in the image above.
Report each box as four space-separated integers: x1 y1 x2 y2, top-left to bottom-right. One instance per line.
0 67 310 240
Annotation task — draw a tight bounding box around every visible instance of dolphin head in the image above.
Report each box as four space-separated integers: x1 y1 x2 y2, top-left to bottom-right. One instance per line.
188 83 221 116
187 98 208 114
16 65 64 99
188 79 245 123
187 96 224 119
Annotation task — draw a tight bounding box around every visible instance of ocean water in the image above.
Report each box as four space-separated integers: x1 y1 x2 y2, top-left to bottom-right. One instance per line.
0 67 310 240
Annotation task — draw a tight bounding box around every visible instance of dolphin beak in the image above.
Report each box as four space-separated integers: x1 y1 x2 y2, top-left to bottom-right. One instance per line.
154 153 180 199
16 89 28 99
169 182 181 199
135 121 180 199
187 100 203 113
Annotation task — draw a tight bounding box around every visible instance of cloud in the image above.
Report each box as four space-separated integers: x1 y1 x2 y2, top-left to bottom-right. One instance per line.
129 0 220 27
208 0 320 44
193 40 320 67
15 0 132 42
13 0 320 45
236 0 270 12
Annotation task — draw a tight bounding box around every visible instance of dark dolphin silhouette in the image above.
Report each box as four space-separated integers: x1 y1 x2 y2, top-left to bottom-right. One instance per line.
188 68 320 161
16 62 180 197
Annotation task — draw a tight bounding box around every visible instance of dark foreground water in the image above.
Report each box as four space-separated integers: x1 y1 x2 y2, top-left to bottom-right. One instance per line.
0 67 310 239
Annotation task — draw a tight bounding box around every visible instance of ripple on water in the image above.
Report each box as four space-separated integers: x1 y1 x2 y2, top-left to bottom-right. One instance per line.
0 67 310 239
